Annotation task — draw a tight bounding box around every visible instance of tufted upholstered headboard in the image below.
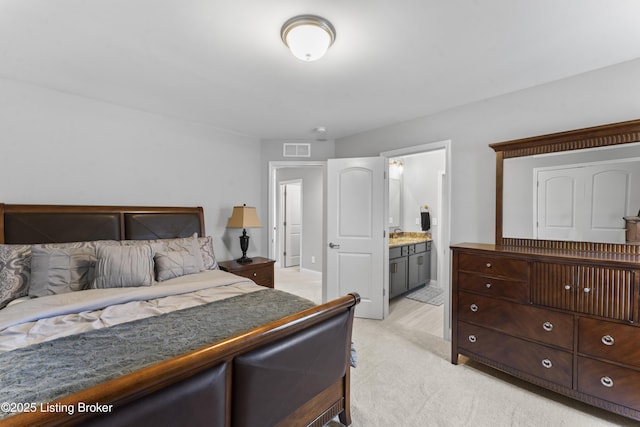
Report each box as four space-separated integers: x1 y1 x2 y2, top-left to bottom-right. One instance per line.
0 203 205 244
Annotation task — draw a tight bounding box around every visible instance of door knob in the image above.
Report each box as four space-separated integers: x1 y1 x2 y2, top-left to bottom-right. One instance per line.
329 242 341 249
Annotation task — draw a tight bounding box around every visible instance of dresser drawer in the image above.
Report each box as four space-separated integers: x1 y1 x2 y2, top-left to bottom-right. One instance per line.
579 318 640 368
578 357 640 411
458 322 573 388
458 292 573 349
458 253 529 280
458 271 529 303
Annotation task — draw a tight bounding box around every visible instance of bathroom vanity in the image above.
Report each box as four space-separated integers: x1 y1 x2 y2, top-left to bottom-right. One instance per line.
389 233 431 299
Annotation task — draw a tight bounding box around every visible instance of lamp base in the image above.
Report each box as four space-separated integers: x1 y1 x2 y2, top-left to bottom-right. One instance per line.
237 229 252 264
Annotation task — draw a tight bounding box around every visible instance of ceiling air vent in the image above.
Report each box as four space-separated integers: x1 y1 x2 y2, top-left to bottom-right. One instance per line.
283 143 311 158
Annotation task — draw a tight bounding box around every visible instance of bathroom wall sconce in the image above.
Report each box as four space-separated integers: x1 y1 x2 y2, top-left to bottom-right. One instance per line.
281 15 336 61
389 159 404 178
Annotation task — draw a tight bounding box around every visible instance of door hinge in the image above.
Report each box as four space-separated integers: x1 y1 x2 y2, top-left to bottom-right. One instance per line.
383 229 386 238
383 288 386 296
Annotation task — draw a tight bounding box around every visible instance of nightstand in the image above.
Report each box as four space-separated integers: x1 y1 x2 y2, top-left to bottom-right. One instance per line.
218 257 275 288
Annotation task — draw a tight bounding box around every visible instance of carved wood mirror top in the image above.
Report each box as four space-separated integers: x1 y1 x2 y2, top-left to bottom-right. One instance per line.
490 118 640 254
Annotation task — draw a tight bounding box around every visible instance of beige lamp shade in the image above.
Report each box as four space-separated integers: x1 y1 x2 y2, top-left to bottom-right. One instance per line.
227 205 262 228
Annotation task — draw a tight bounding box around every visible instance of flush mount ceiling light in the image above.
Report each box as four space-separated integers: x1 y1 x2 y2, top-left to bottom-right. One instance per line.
281 15 336 61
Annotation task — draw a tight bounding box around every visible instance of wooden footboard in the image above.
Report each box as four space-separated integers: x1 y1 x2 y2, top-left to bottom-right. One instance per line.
1 293 360 427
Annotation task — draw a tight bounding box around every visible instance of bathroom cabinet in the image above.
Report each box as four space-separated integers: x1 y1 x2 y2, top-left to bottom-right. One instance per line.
389 241 431 299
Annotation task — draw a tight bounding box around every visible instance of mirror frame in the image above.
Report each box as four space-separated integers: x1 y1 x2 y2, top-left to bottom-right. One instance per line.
490 118 640 254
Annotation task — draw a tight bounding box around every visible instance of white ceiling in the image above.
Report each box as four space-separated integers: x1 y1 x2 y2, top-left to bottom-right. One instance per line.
2 1 640 141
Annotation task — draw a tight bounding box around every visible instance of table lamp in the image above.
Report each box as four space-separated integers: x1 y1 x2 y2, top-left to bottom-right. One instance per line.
227 204 262 263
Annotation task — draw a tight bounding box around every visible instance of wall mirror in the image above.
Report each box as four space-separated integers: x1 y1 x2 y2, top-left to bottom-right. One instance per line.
490 119 640 254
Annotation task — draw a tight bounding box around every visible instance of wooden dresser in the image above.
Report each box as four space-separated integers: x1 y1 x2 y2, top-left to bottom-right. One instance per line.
451 243 640 420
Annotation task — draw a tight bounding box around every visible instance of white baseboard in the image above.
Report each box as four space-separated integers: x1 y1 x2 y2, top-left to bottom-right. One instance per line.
299 267 322 276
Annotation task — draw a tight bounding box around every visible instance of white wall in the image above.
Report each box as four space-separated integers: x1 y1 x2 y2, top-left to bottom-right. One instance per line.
0 78 263 262
336 58 640 245
400 151 446 234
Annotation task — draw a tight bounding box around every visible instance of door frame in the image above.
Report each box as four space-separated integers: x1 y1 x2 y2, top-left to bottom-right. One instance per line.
268 161 326 268
381 139 452 340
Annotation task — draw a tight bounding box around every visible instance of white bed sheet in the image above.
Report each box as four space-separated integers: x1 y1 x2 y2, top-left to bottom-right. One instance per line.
0 270 262 354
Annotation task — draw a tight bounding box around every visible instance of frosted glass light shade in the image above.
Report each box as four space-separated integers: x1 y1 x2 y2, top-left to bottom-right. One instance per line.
281 15 336 61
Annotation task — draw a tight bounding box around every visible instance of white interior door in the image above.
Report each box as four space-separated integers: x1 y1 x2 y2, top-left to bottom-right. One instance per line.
284 182 301 267
536 161 639 242
326 157 388 319
537 169 579 240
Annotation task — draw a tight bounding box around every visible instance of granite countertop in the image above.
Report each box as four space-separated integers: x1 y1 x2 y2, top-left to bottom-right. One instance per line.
389 232 432 248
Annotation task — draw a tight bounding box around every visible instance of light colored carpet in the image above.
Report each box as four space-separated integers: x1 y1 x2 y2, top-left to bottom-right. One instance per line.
275 267 635 427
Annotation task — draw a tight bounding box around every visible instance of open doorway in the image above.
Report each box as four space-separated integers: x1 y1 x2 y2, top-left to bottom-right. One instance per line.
382 140 452 340
268 161 325 273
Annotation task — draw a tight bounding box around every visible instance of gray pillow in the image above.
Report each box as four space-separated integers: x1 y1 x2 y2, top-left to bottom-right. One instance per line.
122 234 205 271
29 246 96 297
0 244 31 308
154 249 202 282
35 240 120 250
93 244 154 289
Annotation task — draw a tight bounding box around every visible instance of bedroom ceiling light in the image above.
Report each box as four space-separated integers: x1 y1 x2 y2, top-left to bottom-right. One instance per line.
281 15 336 61
227 204 262 264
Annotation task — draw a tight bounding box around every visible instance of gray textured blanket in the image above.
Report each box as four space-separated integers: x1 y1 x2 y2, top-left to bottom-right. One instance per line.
0 289 315 417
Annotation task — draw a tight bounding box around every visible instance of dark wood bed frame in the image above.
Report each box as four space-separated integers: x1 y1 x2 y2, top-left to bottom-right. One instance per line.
0 203 359 427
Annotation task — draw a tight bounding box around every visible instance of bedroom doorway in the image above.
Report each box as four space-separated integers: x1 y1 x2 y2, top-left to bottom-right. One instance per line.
268 161 325 273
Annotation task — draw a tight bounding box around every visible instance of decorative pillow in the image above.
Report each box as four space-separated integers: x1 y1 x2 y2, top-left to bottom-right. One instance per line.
93 244 154 289
36 240 120 250
0 244 31 309
154 249 202 282
198 236 219 270
29 246 96 297
122 234 205 271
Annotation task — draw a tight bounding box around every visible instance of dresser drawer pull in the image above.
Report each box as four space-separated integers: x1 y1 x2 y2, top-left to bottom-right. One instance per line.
564 285 572 291
601 335 615 346
468 335 477 343
253 273 257 277
600 376 614 388
485 263 492 268
542 322 554 332
485 283 492 289
470 304 479 312
541 359 553 369
583 287 591 293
